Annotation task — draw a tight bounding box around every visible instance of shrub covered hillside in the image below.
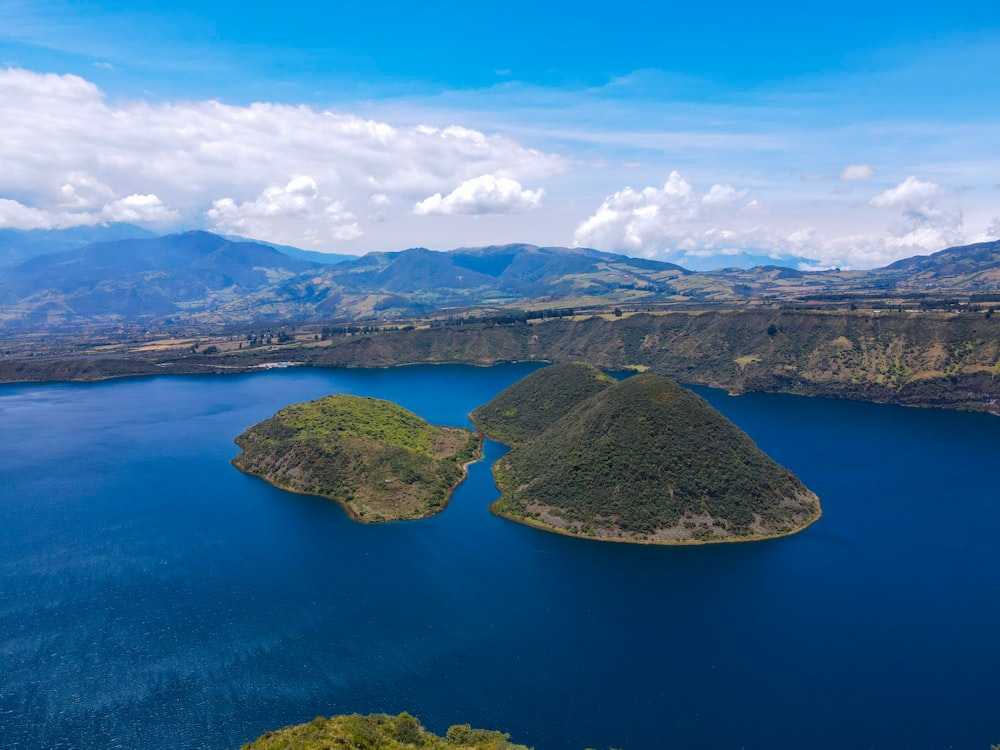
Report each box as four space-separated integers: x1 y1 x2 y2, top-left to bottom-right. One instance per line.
303 310 1000 416
241 712 531 750
488 372 820 544
470 361 616 444
232 395 481 523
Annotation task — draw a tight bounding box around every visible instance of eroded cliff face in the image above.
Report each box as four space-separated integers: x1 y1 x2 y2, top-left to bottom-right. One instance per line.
2 309 997 416
311 310 1000 415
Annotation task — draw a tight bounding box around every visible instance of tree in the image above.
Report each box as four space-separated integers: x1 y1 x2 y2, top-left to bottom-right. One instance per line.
391 712 422 744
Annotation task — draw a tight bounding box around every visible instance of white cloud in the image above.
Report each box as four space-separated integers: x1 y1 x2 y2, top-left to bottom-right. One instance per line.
332 223 364 241
840 163 875 181
414 174 544 216
58 172 115 209
869 175 945 210
573 171 977 269
0 67 994 263
0 198 78 230
0 193 176 230
967 218 1000 244
100 194 178 223
573 171 752 254
206 176 361 244
702 183 751 207
209 176 321 226
0 68 565 246
324 200 354 221
868 176 963 252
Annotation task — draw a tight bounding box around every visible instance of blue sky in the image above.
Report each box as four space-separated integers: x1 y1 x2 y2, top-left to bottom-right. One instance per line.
2 0 999 268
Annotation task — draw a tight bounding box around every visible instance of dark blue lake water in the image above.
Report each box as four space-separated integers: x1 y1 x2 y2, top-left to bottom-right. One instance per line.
1 364 997 750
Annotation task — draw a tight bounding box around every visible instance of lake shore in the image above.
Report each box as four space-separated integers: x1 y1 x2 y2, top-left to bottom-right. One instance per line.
487 496 823 546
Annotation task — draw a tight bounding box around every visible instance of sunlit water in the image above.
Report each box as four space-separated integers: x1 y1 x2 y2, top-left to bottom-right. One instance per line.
1 364 997 749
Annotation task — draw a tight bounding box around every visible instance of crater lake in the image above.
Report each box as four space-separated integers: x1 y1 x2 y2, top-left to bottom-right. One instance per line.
1 364 997 750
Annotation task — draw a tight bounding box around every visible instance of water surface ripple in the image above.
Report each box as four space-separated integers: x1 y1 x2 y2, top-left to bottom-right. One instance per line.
1 365 997 749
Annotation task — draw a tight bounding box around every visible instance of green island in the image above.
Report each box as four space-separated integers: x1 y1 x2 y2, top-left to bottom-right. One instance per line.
232 395 482 522
472 363 821 544
240 712 532 750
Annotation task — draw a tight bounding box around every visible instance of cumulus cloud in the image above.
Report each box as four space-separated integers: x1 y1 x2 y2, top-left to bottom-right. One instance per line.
868 176 963 252
0 199 71 230
210 175 321 224
701 183 751 207
573 171 753 254
206 176 362 244
0 193 177 230
331 223 364 241
413 174 544 216
869 175 945 210
574 171 976 269
0 68 565 246
58 173 116 209
100 194 179 223
1 68 990 264
840 163 875 181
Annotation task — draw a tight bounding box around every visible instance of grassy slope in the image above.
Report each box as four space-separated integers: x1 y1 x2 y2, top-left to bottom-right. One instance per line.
486 373 820 544
232 395 481 522
241 712 530 750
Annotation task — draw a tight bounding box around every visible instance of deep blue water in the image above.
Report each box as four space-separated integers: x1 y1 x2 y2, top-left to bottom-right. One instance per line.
0 364 997 750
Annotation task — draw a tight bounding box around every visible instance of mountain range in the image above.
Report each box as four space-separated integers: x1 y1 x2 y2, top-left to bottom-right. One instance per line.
0 223 157 268
0 228 997 330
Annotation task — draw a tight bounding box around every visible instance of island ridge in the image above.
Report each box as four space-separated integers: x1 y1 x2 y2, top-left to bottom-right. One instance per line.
473 364 821 544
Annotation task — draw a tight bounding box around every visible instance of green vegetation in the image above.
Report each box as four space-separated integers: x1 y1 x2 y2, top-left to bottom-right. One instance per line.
2 308 997 417
306 309 999 415
483 368 820 544
240 712 530 750
232 395 481 522
470 361 615 444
